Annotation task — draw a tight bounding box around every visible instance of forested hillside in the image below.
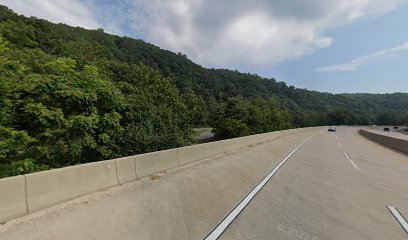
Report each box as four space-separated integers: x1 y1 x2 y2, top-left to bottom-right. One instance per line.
0 5 407 177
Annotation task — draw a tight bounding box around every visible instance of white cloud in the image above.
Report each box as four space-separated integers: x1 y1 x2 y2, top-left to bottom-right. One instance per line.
0 0 405 71
0 0 100 29
125 0 404 71
316 42 408 72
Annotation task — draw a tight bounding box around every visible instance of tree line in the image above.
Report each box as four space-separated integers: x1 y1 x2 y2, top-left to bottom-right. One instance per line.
0 5 407 177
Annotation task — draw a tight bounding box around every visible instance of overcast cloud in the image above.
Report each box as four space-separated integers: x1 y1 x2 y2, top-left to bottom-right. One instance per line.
0 0 404 71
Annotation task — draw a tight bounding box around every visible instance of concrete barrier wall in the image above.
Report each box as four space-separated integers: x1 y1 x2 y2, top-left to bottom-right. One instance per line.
359 129 408 154
115 156 137 184
135 149 179 178
202 141 226 158
26 160 119 212
178 144 206 166
0 176 27 222
0 127 318 222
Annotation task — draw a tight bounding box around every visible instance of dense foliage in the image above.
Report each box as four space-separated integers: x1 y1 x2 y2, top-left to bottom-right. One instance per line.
0 5 407 177
212 98 291 138
0 26 190 177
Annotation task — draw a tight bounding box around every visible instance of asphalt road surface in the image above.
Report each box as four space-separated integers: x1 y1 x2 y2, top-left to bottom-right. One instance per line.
219 127 408 240
1 127 407 240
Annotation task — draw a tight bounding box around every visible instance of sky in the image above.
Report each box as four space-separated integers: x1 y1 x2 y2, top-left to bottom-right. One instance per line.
0 0 407 94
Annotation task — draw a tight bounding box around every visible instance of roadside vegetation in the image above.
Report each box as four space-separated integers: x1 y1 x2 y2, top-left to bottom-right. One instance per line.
0 5 407 177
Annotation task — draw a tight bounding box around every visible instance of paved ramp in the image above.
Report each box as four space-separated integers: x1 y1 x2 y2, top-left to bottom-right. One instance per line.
1 127 407 240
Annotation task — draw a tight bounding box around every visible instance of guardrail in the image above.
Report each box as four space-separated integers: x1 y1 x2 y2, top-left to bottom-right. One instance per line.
0 127 315 223
359 129 408 155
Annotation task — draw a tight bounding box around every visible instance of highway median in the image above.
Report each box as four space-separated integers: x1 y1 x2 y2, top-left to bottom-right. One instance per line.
359 129 408 154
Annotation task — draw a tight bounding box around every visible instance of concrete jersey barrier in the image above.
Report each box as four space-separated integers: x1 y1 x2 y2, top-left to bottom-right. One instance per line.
135 149 179 178
0 127 319 223
177 144 206 166
25 160 119 212
359 129 408 154
0 176 27 222
115 156 138 184
202 141 226 158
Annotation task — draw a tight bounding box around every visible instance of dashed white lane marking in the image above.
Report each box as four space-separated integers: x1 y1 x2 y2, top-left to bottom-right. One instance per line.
336 136 343 148
344 153 363 173
349 159 363 173
387 206 408 235
204 133 317 240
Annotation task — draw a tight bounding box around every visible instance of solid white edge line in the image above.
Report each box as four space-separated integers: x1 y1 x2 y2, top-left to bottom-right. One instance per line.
204 133 317 240
387 206 408 235
343 153 350 160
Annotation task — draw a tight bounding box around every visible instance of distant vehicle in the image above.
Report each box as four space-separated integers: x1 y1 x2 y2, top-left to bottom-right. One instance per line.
328 127 336 132
393 126 399 129
383 127 390 132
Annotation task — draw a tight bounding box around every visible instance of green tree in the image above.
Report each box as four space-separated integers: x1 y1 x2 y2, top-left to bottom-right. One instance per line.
213 97 292 139
182 88 208 126
0 19 37 48
327 107 355 125
214 118 250 138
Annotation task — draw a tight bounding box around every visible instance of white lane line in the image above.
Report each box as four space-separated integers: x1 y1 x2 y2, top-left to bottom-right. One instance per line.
204 133 317 240
337 141 343 148
344 153 363 173
349 159 363 173
387 206 408 235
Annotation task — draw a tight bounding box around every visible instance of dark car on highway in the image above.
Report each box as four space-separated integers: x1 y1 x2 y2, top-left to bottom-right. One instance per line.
328 127 336 132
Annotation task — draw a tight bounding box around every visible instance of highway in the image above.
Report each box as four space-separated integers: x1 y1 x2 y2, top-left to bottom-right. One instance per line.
0 127 407 240
219 127 408 240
